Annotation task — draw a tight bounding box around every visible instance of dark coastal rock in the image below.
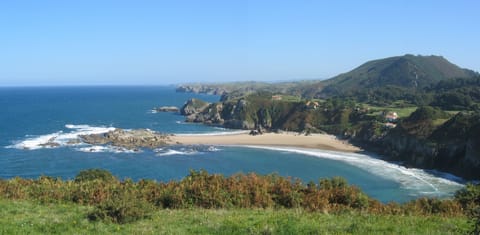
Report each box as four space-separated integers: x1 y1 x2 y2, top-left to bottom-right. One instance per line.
39 137 60 148
224 119 255 130
79 128 172 149
155 106 179 113
180 98 210 115
179 92 480 180
180 98 229 125
66 139 82 145
180 97 270 130
184 103 225 125
352 110 480 180
180 97 257 129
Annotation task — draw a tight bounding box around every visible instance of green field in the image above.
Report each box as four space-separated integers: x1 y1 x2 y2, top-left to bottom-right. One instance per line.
0 199 469 235
365 105 418 118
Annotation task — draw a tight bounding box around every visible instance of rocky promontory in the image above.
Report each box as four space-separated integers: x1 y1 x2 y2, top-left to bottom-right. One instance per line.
180 97 259 129
177 91 480 180
154 106 179 113
180 98 210 115
176 85 228 95
79 129 173 150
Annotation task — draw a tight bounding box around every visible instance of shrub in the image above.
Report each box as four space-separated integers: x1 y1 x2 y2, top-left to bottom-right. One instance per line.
403 197 463 216
71 180 113 204
0 177 32 200
27 176 65 203
302 190 329 212
319 177 347 190
156 183 186 209
182 170 231 208
455 183 480 234
0 168 472 223
270 176 303 208
352 192 370 209
74 169 117 182
87 190 153 224
455 183 480 211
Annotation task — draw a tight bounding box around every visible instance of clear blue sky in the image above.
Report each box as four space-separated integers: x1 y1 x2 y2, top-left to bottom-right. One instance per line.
1 0 479 86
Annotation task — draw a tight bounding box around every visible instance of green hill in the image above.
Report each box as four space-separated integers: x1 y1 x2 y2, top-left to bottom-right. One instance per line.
173 55 480 180
319 54 477 97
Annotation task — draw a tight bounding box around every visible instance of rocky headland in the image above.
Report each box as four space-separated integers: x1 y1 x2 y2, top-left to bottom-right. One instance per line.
180 96 263 129
79 129 174 150
176 85 228 95
177 92 480 180
154 106 180 113
173 55 480 180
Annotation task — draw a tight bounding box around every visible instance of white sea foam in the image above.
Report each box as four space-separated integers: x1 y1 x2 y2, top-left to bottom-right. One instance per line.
8 132 64 150
156 149 198 157
242 145 464 197
8 124 115 150
76 145 139 153
76 145 110 153
206 146 221 152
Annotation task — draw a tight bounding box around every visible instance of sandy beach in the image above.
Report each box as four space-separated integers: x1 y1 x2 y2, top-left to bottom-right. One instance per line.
172 132 361 153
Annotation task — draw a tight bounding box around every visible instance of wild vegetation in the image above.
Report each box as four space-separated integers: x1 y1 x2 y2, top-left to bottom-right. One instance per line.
181 85 480 179
318 55 478 98
178 55 479 108
0 169 479 233
177 55 480 180
7 54 471 233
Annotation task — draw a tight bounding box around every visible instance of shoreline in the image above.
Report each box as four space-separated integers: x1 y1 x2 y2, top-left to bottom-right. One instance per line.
172 132 465 193
171 132 361 153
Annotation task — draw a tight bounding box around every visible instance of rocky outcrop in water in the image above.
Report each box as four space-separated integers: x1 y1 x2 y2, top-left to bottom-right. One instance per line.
39 137 61 148
154 106 179 113
79 129 172 150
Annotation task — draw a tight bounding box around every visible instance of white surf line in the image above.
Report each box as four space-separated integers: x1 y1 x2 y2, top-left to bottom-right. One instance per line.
8 124 115 150
237 145 462 193
394 167 439 192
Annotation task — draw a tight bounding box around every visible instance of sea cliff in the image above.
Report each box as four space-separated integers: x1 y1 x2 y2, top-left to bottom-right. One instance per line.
179 93 480 180
175 55 480 180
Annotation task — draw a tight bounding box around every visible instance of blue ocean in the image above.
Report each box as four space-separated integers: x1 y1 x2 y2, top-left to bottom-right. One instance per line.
0 86 464 202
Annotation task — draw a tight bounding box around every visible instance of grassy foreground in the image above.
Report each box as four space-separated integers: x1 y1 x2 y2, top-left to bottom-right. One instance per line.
0 199 469 235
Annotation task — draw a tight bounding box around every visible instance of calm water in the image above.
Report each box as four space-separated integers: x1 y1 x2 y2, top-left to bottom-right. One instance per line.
0 86 463 202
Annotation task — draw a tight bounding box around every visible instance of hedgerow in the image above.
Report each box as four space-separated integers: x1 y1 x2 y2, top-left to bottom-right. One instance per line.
0 169 471 224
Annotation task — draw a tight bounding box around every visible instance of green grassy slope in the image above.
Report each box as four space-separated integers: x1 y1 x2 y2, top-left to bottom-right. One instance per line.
320 54 477 97
0 199 469 235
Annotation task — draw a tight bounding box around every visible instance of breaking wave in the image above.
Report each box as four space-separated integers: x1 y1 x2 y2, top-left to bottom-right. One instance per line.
154 145 220 157
75 145 140 153
7 124 115 150
243 145 465 198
